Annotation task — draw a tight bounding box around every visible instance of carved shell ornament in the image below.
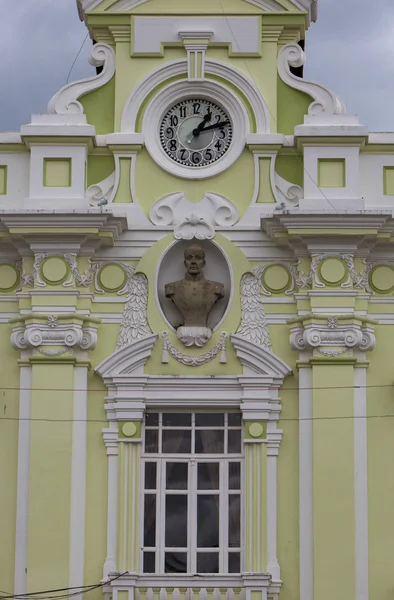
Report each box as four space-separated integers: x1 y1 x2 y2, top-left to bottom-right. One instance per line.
150 192 239 240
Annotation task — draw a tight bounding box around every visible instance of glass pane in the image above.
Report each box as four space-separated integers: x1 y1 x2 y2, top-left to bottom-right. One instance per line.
145 430 158 453
165 495 187 547
228 413 242 427
229 495 240 547
197 552 219 573
144 494 156 546
198 463 219 490
163 430 191 453
165 552 187 573
145 413 158 427
195 413 224 427
195 430 224 454
228 552 240 573
228 430 242 453
229 463 241 490
197 495 219 547
166 462 188 490
144 463 157 489
163 413 191 427
143 552 156 573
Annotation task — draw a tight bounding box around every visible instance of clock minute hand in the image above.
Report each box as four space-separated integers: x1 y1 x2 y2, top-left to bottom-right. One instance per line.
196 120 230 133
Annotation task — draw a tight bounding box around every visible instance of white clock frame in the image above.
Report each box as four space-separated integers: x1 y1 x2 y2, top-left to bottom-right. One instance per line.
142 80 250 180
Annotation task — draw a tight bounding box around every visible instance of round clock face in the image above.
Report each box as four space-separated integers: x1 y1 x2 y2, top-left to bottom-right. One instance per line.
160 98 233 168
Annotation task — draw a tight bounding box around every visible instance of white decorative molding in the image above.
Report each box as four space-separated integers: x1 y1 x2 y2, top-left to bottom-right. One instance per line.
266 423 283 583
289 318 376 355
179 30 213 81
69 366 88 593
47 43 116 116
274 171 303 206
96 334 158 379
64 254 95 287
231 334 291 381
236 272 272 350
150 192 239 239
354 367 369 600
143 79 249 180
255 262 301 296
278 44 346 121
86 172 116 207
11 317 98 353
131 17 259 56
93 261 134 296
21 253 94 288
121 59 270 135
14 365 32 596
117 272 152 348
161 332 227 366
176 326 212 348
298 366 314 600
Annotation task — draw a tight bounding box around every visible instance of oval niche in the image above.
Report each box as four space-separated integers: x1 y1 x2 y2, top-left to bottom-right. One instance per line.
157 240 232 332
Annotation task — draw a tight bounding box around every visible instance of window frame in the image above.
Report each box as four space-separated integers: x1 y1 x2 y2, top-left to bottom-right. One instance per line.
140 411 244 575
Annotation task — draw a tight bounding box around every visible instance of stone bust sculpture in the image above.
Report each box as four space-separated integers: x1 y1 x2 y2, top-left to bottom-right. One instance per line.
165 244 225 347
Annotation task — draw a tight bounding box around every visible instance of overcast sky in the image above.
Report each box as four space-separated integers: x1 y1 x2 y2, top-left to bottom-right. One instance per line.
0 0 393 132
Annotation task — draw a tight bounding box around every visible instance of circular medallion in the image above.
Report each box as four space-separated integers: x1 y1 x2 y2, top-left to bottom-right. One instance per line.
122 422 137 438
41 257 69 285
160 98 233 168
369 265 394 293
248 422 264 438
0 264 19 292
98 264 127 293
319 258 347 286
263 265 291 294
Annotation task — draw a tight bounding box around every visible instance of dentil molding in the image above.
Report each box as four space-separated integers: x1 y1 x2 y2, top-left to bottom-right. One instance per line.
290 316 376 357
150 192 239 239
11 315 99 356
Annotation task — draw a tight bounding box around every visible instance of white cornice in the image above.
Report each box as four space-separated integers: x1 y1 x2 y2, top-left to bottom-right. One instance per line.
77 0 318 22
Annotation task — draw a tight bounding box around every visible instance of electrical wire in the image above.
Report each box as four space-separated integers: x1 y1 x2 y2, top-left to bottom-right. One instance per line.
0 383 393 393
1 414 394 425
66 33 89 84
0 573 127 600
216 0 344 215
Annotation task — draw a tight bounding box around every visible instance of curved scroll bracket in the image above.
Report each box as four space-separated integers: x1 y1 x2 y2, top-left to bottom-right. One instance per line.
278 43 347 122
48 43 116 116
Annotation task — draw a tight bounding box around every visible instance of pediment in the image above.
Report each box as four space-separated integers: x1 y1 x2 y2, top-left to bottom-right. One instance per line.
78 0 317 20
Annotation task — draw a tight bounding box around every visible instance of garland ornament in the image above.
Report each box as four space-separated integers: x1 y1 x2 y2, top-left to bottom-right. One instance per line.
161 332 227 366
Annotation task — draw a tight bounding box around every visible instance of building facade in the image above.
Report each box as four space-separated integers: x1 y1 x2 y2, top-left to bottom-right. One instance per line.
1 1 394 600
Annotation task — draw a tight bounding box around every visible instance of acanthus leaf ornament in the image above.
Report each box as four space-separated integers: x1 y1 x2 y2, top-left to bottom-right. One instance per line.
236 271 272 351
116 271 152 348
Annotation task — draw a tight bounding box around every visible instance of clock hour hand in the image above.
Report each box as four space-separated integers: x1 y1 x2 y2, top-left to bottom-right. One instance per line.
192 120 230 135
192 111 212 137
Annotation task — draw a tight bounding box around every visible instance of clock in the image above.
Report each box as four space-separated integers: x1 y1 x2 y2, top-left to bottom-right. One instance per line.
159 98 233 168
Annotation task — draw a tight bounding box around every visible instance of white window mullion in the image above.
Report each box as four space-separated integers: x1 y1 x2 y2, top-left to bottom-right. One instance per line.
220 459 228 573
189 459 197 573
158 460 166 573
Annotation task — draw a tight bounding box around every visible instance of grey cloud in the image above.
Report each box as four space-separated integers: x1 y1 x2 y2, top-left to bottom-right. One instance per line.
0 0 393 132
